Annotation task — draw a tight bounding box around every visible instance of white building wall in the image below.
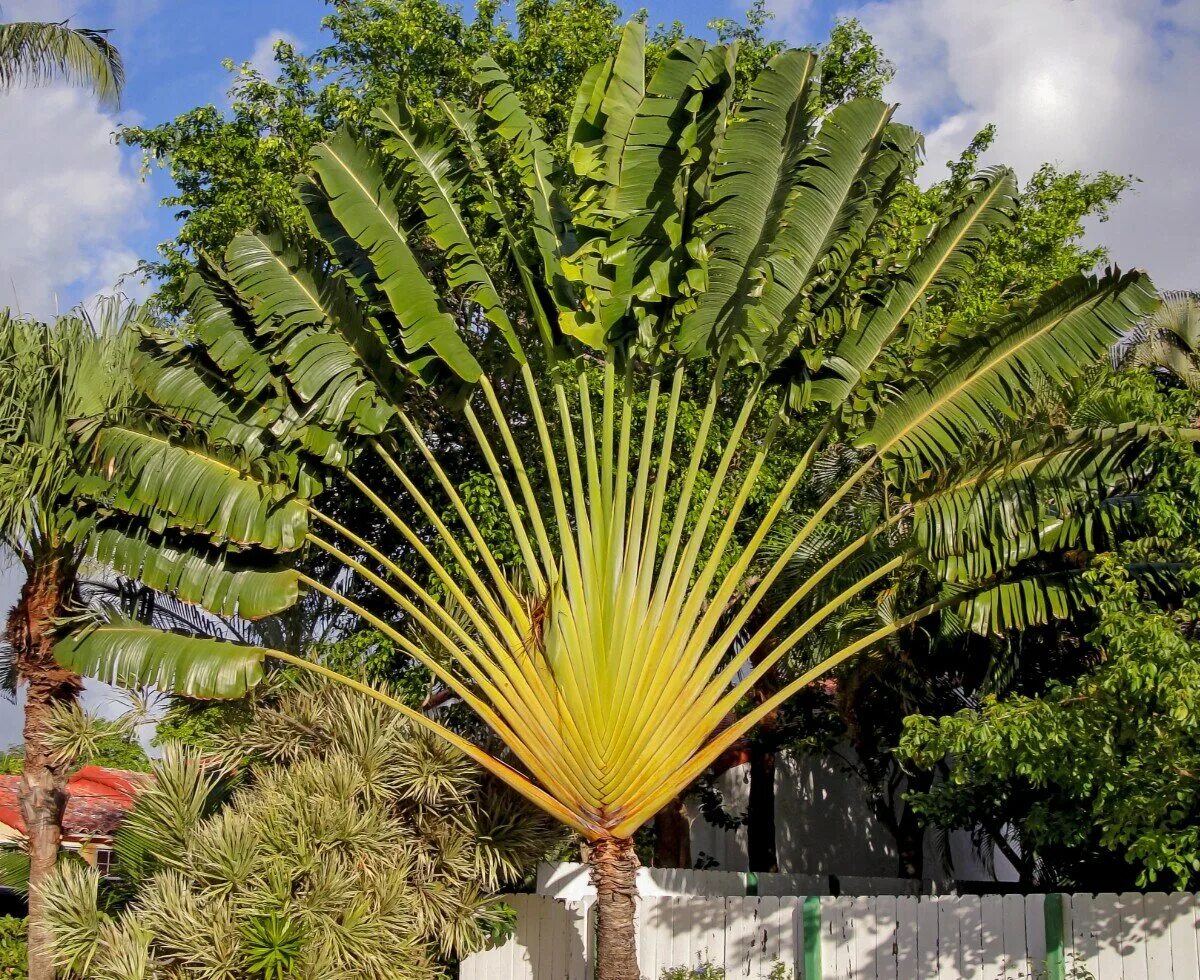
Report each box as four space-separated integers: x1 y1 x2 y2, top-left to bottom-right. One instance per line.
687 745 1018 883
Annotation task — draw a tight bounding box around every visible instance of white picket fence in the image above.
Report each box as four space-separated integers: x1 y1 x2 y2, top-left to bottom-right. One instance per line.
460 891 1200 979
535 862 926 900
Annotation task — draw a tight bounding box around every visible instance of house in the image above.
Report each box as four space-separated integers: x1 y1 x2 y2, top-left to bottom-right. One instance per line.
0 767 148 874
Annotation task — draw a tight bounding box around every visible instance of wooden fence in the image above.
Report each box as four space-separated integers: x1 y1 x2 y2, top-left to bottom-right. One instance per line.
459 891 1200 979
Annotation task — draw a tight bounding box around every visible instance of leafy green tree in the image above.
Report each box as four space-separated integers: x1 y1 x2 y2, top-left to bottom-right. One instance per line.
0 916 25 979
895 350 1200 889
0 18 123 106
779 142 1147 881
52 23 1171 976
899 556 1200 890
121 1 891 311
42 676 559 979
0 302 139 980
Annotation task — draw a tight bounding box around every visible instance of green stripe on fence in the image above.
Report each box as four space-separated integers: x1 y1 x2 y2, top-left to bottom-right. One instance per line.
803 895 821 979
1044 893 1065 980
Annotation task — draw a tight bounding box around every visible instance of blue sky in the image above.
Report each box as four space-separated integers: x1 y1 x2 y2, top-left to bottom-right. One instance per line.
0 0 1196 746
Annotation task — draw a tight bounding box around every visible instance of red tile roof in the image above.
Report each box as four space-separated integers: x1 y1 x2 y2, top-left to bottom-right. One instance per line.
0 767 148 841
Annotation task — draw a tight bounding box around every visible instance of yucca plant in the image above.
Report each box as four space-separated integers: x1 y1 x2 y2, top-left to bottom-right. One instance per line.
42 677 558 980
56 25 1170 977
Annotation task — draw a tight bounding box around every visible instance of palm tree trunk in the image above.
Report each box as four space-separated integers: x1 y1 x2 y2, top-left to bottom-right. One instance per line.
653 796 691 868
747 736 778 873
589 836 640 980
10 555 79 980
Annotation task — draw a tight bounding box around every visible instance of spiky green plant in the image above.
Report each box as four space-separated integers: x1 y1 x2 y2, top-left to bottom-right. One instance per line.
55 25 1174 977
42 677 558 980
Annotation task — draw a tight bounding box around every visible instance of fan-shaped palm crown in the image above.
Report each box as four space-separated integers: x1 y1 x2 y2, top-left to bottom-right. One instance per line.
59 25 1160 844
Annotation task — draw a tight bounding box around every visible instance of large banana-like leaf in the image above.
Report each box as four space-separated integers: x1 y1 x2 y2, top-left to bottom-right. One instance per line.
58 620 267 699
222 230 408 426
74 519 297 620
860 269 1158 472
79 428 306 551
59 24 1180 849
676 49 817 357
372 100 525 362
308 128 481 381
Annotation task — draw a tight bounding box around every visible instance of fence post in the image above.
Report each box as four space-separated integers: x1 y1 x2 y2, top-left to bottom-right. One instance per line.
802 895 821 979
1043 893 1065 980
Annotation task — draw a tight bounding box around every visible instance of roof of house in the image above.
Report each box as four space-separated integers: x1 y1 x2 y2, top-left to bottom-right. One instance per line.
0 767 148 840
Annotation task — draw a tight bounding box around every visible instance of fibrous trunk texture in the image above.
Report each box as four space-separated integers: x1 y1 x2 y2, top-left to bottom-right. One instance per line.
11 556 79 980
590 836 640 980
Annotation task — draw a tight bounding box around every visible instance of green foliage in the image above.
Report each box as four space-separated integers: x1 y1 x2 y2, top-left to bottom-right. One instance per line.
43 677 563 979
660 961 790 980
0 916 26 979
0 717 149 774
900 557 1200 889
54 17 1172 865
150 698 252 753
812 17 893 106
904 125 1133 327
661 965 725 980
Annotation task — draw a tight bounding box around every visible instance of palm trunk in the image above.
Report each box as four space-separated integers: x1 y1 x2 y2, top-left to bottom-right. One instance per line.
653 796 691 868
747 737 778 873
747 638 782 874
589 836 640 980
11 555 79 980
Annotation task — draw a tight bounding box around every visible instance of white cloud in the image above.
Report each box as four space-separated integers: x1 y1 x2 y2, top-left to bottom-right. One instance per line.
765 0 816 34
246 29 303 80
0 85 147 318
828 0 1199 290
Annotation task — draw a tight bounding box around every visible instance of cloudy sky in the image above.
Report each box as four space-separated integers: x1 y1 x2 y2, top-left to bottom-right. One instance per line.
0 0 1195 743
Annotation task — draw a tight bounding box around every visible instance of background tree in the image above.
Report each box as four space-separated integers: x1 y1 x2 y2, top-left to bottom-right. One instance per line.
0 303 136 980
769 139 1143 882
896 344 1200 889
0 17 123 106
694 126 1140 878
43 675 559 979
120 0 887 312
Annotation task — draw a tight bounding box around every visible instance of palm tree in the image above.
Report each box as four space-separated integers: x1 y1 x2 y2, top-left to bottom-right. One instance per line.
56 27 1168 978
0 17 123 106
1116 291 1200 390
0 301 136 980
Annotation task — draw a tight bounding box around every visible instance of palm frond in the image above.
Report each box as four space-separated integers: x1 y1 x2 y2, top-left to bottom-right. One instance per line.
0 21 124 107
